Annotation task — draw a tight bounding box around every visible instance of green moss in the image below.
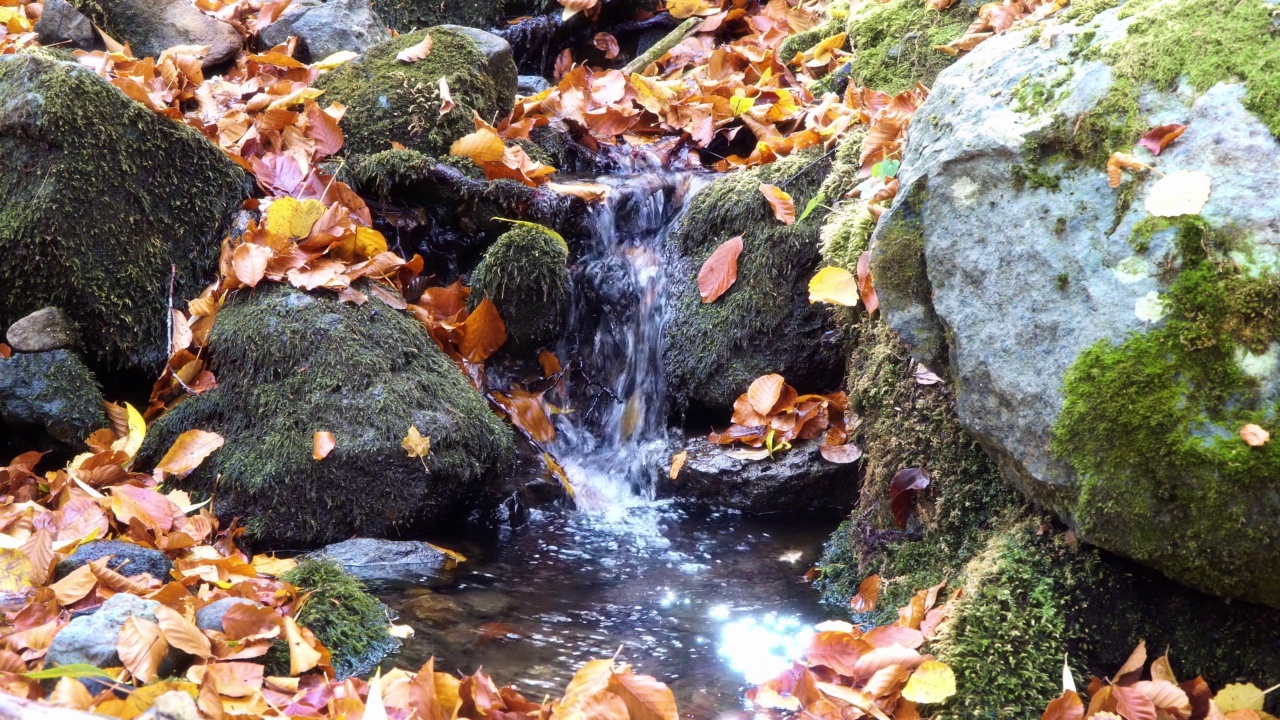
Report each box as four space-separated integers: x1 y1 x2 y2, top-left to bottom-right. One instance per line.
470 225 570 352
1011 68 1074 117
664 150 844 412
0 55 247 372
779 16 847 64
1011 163 1062 191
313 28 516 160
138 283 516 547
845 0 976 94
371 0 543 33
1031 76 1144 170
0 349 108 448
280 559 397 679
1053 215 1280 606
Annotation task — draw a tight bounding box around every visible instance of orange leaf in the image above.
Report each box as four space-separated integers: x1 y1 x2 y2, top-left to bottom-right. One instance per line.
313 431 335 460
396 33 434 63
1138 124 1187 156
154 604 211 659
850 574 880 613
450 127 506 164
697 235 743 303
747 374 786 416
204 661 264 698
1241 423 1270 447
111 484 176 533
759 183 796 224
857 251 879 314
117 616 168 683
1106 152 1152 188
1042 690 1085 720
155 429 224 480
459 297 508 363
232 242 273 288
305 102 344 159
439 77 456 116
669 451 687 480
608 667 679 720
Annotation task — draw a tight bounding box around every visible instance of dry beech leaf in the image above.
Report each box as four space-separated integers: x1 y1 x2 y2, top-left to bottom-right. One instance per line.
558 0 600 21
450 127 506 164
819 442 863 464
901 661 956 704
1145 170 1212 217
438 77 455 116
396 33 434 63
760 183 796 224
232 243 273 288
283 615 322 675
459 297 508 362
593 32 620 59
698 235 744 303
669 450 688 480
117 616 168 683
809 266 859 306
155 429 224 479
850 574 880 613
1138 124 1187 156
857 251 879 313
313 430 336 460
154 604 212 659
1106 152 1152 189
889 467 930 529
1241 424 1270 447
747 374 786 416
1042 690 1085 720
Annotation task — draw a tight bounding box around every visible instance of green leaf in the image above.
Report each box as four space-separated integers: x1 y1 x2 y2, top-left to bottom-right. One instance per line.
492 218 568 253
23 664 114 681
799 191 827 223
871 159 901 180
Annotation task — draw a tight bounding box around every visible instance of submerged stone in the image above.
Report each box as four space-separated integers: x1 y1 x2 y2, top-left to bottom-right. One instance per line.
137 283 516 547
0 55 248 374
311 538 449 583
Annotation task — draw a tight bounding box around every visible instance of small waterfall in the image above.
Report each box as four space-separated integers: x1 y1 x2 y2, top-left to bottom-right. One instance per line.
548 168 708 510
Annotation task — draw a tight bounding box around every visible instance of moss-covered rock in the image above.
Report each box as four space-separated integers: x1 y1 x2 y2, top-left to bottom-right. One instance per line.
279 558 397 679
663 151 844 413
470 225 571 353
844 0 975 94
373 0 545 33
137 283 516 547
0 55 248 374
313 26 517 161
0 350 107 450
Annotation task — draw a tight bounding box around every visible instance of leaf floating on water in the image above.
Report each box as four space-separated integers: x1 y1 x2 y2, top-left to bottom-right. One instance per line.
543 452 575 501
313 431 336 461
1145 170 1212 217
760 183 796 225
1241 424 1271 447
395 33 434 63
809 266 860 306
698 235 744 303
389 623 415 639
426 542 468 563
889 467 930 529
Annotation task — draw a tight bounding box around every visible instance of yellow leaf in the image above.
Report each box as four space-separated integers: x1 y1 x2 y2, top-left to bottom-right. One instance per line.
354 226 388 259
155 429 224 479
809 266 860 306
729 93 756 117
265 197 327 239
901 661 956 704
283 615 322 675
630 73 680 114
311 50 359 70
388 623 415 639
1217 683 1266 713
450 127 506 164
266 87 325 110
669 451 687 480
402 426 431 459
426 543 468 563
251 554 298 577
0 548 35 597
109 402 146 461
667 0 720 19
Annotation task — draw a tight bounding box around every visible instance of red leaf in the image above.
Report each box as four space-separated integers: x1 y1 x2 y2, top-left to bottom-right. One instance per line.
1113 683 1158 720
759 183 796 225
1138 124 1187 156
698 235 744 303
889 467 930 529
857 251 879 314
459 297 508 363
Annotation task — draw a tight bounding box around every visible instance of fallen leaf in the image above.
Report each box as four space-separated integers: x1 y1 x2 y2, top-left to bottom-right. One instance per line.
809 266 860 306
117 616 168 683
283 615 322 675
747 374 787 416
154 604 212 659
265 196 326 239
1042 690 1084 720
669 451 688 480
459 297 507 362
889 467 930 529
1241 424 1270 447
760 183 796 224
403 426 432 459
451 127 507 164
901 661 955 704
819 443 863 464
155 429 224 479
698 235 744 303
1138 124 1187 156
439 77 455 116
313 431 335 460
593 32 620 59
232 243 273 288
914 364 944 385
1106 152 1152 188
396 33 434 63
1145 170 1212 217
850 574 880 613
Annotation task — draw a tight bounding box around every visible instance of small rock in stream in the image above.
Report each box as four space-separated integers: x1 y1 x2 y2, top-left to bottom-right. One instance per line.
311 537 449 583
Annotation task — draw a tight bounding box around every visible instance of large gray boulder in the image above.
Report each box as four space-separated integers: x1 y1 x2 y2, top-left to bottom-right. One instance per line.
83 0 242 67
35 0 95 50
137 283 517 547
46 594 186 675
869 3 1280 607
0 350 106 447
258 0 390 62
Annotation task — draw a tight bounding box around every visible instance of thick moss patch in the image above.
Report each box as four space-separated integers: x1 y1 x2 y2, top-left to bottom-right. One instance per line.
279 558 397 679
663 151 844 413
1053 216 1280 606
374 0 542 33
313 27 517 160
845 0 975 94
470 225 570 353
0 55 247 373
138 283 515 547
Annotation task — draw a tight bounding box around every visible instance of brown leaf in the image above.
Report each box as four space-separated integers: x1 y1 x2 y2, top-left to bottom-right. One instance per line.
313 430 335 460
857 251 879 314
493 390 556 444
889 467 930 529
863 625 924 649
220 603 282 642
450 127 507 165
1138 124 1187 156
850 574 880 613
697 235 744 303
439 77 456 116
154 603 211 659
459 297 508 363
804 631 872 676
747 374 787 416
396 33 434 63
819 442 863 464
305 102 345 159
1042 690 1084 720
759 183 796 224
1241 423 1270 447
593 32 620 59
1113 683 1159 720
669 451 687 480
232 242 273 287
117 616 168 683
608 667 679 720
155 429 224 479
1106 152 1153 188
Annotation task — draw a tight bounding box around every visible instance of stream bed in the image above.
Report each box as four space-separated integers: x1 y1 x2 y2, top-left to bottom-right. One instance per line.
375 505 836 718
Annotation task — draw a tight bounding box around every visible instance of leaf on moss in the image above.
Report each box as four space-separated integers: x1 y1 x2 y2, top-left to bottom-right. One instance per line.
698 236 744 303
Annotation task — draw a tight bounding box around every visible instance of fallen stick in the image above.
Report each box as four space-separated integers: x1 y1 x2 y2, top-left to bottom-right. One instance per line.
623 17 702 75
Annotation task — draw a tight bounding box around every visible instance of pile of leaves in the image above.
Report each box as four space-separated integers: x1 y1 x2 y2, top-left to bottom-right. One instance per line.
707 373 863 462
748 576 962 718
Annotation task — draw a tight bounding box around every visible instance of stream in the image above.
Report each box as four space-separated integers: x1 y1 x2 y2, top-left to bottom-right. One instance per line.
379 166 838 715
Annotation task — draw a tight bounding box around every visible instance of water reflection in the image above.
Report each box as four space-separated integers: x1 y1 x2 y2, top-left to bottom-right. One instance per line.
376 506 836 715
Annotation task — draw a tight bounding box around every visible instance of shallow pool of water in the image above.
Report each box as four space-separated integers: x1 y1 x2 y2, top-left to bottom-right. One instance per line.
374 504 837 718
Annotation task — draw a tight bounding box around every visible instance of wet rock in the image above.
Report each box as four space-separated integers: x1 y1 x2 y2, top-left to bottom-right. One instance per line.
35 0 95 50
869 5 1280 607
311 538 448 583
90 0 242 68
136 283 515 547
470 225 571 353
257 0 390 62
373 0 545 33
46 593 187 675
401 592 465 623
0 350 107 447
195 597 262 633
6 307 75 352
54 540 173 582
663 150 844 413
517 74 552 94
0 55 248 374
313 25 517 160
665 438 856 513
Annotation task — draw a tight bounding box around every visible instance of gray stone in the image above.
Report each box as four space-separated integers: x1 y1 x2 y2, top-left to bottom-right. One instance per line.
46 594 187 674
34 0 95 50
258 0 390 62
438 25 513 72
518 75 552 94
138 690 201 720
195 597 261 633
96 0 242 68
662 438 856 513
868 7 1280 606
312 538 447 583
0 350 107 446
54 540 173 582
6 307 75 352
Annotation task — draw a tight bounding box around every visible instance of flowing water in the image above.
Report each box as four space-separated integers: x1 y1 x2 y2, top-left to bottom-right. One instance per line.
377 166 837 715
